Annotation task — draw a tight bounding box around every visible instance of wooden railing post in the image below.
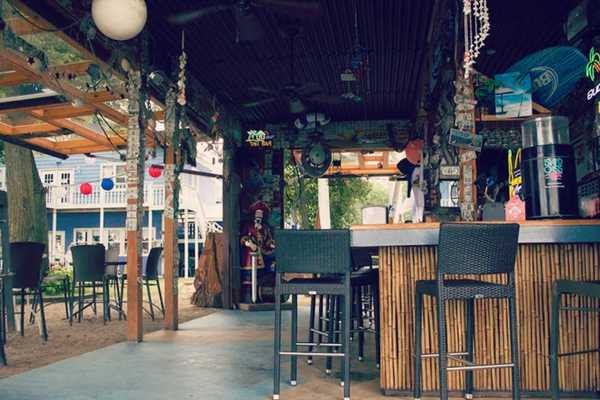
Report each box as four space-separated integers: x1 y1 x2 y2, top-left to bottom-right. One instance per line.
126 70 144 342
164 89 179 330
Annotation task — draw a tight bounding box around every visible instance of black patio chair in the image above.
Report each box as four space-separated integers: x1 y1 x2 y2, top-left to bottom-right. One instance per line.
413 223 521 400
273 229 352 400
70 244 109 324
143 247 164 320
550 280 600 400
10 242 48 341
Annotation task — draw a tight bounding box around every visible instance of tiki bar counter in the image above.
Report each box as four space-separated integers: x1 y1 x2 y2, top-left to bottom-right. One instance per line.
352 221 600 396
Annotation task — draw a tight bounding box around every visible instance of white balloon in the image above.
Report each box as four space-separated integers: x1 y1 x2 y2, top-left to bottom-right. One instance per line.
92 0 147 41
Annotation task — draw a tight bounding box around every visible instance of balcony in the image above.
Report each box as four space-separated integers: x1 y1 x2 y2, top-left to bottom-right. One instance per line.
45 184 166 210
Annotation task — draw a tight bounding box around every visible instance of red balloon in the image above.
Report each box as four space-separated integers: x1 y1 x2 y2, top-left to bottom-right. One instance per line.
80 182 93 196
149 165 162 178
405 139 424 165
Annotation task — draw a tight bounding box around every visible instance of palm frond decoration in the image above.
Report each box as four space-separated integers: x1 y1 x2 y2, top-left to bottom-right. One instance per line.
586 47 600 82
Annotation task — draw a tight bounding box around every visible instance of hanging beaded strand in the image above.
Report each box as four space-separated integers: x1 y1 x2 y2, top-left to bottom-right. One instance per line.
463 0 490 79
177 31 187 106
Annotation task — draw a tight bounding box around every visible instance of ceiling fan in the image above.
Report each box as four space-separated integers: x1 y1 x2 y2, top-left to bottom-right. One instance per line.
167 0 322 42
242 26 342 114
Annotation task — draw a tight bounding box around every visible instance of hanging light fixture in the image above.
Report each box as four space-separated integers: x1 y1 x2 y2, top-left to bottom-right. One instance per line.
91 0 147 41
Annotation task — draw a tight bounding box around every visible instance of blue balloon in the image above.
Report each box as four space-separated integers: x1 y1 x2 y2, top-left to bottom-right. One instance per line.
101 178 114 191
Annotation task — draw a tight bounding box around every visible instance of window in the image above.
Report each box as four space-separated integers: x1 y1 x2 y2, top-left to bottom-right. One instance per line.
102 164 127 189
44 173 54 185
40 170 73 187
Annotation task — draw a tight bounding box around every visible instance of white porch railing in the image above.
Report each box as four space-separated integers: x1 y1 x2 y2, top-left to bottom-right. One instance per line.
45 184 166 209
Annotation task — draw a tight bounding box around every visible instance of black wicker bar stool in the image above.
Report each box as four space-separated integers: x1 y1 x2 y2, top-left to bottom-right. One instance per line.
306 252 380 369
273 229 352 400
550 280 600 400
414 223 521 400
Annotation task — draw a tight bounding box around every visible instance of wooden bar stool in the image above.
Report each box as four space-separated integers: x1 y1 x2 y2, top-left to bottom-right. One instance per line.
413 223 521 400
273 229 352 400
550 280 600 400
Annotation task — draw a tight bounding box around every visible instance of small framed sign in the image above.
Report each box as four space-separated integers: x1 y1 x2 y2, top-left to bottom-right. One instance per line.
449 128 484 152
440 165 460 179
245 129 273 148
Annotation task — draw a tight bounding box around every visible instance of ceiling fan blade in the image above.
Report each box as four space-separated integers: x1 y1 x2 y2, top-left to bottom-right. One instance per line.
248 86 278 95
307 93 344 105
253 0 323 19
243 97 278 108
296 82 322 97
167 4 234 25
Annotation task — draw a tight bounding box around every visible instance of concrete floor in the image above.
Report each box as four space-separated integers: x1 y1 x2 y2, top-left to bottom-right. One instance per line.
0 305 384 400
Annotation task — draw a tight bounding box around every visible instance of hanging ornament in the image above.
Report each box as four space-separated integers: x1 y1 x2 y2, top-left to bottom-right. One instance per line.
80 182 93 195
91 0 147 41
463 0 490 79
149 165 162 178
101 178 114 191
177 31 187 106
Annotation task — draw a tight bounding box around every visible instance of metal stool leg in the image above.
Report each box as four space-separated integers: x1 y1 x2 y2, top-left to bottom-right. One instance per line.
465 299 475 399
326 295 335 374
550 285 561 400
437 297 449 400
414 290 423 400
307 294 316 365
145 279 155 321
37 288 48 341
69 278 75 325
290 294 298 386
19 288 25 336
373 279 381 369
357 286 365 362
62 278 70 320
509 296 521 400
273 281 282 400
343 286 351 399
156 279 165 316
78 282 83 323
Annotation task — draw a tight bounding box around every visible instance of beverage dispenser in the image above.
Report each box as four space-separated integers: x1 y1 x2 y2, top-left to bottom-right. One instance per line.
521 116 578 219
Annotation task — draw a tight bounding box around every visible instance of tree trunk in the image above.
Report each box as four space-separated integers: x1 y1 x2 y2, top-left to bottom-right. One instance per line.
5 143 47 244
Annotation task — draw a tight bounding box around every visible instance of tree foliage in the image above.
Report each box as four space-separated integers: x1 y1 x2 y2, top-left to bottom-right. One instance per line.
284 162 389 229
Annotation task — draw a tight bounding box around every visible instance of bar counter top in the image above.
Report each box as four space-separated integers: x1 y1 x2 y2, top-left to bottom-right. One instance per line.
351 219 600 247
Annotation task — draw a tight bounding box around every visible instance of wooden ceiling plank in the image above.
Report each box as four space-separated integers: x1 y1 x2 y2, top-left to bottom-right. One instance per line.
0 70 35 86
12 123 61 134
30 110 114 146
54 137 125 149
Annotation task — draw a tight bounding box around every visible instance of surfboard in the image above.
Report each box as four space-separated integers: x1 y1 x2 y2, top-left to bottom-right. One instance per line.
505 46 587 108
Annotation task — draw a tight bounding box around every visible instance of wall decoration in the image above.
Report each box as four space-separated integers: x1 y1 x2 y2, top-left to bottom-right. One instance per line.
586 47 600 82
494 72 533 118
462 0 490 79
440 165 460 179
506 46 586 107
449 128 483 151
245 129 273 148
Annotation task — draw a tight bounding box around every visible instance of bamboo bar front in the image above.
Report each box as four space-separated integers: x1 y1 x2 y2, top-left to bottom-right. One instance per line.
352 221 600 396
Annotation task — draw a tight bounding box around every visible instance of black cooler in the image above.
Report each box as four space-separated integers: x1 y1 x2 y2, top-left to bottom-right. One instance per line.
521 116 578 219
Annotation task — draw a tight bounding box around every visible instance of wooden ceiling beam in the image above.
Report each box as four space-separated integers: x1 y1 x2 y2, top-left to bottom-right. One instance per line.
4 17 51 35
30 110 117 146
0 70 35 86
12 122 61 134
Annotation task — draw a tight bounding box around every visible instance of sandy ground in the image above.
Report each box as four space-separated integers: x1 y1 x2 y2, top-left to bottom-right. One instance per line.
1 279 214 378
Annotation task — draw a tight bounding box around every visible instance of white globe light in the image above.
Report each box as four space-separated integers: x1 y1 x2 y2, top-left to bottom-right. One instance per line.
92 0 147 41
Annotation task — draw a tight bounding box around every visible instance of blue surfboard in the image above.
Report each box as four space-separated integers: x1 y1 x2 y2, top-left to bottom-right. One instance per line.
505 46 586 108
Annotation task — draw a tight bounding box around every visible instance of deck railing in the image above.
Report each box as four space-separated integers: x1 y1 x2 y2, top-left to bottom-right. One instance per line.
45 184 166 209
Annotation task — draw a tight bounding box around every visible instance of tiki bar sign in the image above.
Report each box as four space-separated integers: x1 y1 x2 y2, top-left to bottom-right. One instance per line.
586 47 600 101
245 129 273 147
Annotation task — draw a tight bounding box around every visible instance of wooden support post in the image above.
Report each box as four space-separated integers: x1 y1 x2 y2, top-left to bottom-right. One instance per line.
222 127 240 309
163 89 179 330
126 71 144 342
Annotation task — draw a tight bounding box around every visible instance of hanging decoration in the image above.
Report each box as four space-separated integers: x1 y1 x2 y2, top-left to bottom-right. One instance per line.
79 182 93 195
91 0 147 41
177 31 187 106
101 177 114 191
149 165 162 178
463 0 490 79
